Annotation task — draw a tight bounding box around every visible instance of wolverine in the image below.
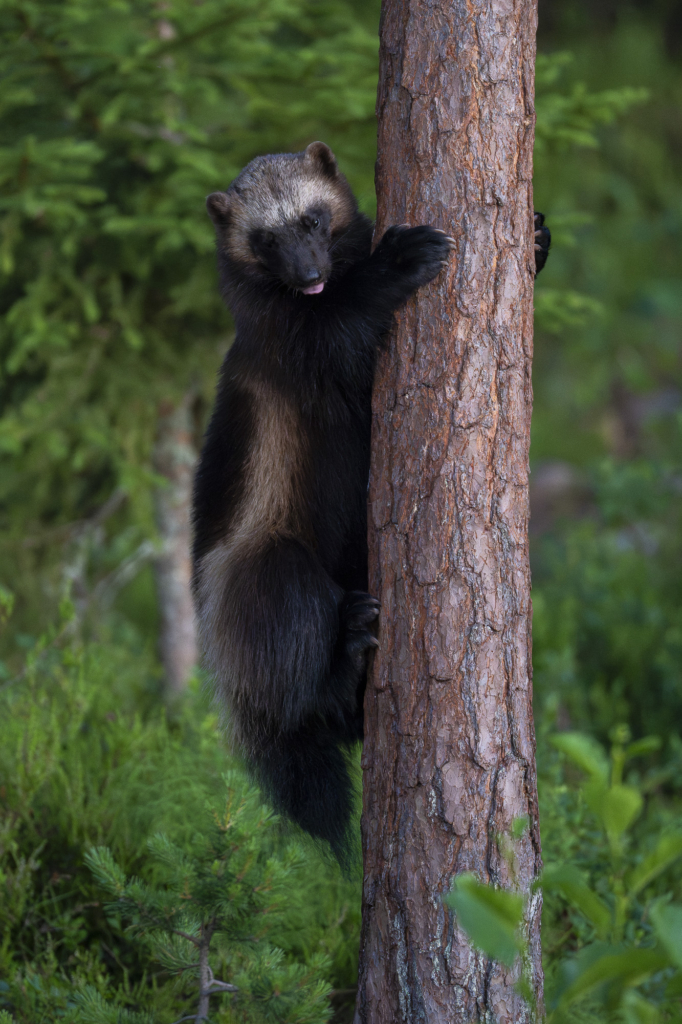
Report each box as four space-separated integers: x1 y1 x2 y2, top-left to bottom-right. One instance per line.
192 142 550 861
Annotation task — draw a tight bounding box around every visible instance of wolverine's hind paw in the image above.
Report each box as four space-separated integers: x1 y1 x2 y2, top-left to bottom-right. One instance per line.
342 591 380 629
534 212 551 275
340 591 380 667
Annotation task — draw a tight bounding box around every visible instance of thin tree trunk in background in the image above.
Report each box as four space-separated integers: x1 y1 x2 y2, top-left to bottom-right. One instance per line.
153 394 198 696
356 0 542 1020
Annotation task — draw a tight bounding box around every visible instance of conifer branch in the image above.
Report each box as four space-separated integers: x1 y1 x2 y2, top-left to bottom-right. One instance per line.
201 980 238 993
202 965 238 995
166 927 202 948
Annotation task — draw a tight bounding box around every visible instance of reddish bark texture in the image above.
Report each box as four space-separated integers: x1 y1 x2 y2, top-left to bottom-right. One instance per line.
356 0 542 1021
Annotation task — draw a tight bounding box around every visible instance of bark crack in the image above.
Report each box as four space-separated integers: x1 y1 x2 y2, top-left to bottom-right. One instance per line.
359 0 541 1018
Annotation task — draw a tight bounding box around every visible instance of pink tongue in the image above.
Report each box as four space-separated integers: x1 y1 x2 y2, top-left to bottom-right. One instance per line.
301 282 324 295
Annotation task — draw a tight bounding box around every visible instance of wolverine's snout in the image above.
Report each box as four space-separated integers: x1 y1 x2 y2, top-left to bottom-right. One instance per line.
278 234 331 293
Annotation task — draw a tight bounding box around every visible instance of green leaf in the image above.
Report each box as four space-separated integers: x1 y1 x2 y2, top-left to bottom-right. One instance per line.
598 784 643 840
559 947 670 1007
621 990 660 1024
665 972 682 997
443 874 525 967
542 863 611 938
625 736 662 759
651 902 682 969
551 732 609 783
534 287 604 333
0 584 14 623
627 835 682 897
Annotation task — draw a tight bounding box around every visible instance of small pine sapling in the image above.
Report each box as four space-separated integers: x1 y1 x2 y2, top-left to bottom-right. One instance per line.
81 772 332 1024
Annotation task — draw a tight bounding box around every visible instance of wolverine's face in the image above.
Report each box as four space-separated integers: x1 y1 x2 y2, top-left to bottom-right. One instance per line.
206 142 357 296
248 207 332 294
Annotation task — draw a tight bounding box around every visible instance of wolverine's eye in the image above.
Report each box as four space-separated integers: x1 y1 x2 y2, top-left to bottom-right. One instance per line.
311 217 320 229
265 232 276 247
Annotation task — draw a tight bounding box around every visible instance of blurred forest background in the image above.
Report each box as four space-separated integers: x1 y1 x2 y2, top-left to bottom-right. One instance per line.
1 0 682 1021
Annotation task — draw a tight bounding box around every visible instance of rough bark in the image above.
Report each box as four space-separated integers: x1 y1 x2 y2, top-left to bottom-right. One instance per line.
355 1 542 1021
153 394 198 696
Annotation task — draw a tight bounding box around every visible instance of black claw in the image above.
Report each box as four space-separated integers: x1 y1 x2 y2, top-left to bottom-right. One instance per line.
340 591 381 662
375 223 454 289
341 591 380 630
533 211 551 276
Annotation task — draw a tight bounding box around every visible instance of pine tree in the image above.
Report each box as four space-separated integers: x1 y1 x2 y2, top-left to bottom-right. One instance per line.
0 0 642 663
357 0 543 1016
0 0 380 650
81 773 332 1023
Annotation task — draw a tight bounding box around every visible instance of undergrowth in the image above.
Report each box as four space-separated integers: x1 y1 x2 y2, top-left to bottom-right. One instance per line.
0 621 360 1022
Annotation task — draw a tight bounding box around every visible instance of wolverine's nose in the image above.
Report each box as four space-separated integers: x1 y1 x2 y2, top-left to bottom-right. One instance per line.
301 267 321 285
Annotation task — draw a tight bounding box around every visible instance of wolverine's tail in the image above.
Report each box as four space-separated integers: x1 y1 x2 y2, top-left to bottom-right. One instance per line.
252 728 357 865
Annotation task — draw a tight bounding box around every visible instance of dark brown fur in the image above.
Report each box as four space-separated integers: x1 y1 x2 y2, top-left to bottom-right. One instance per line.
193 142 548 860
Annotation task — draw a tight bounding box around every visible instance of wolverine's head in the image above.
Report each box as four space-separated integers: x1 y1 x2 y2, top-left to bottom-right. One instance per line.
206 142 358 295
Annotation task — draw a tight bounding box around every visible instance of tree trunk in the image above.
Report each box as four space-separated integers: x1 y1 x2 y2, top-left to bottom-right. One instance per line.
153 394 198 697
355 1 542 1021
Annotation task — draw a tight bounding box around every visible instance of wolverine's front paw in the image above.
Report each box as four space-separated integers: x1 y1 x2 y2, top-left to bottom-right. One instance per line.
534 212 551 275
375 224 454 290
339 591 380 669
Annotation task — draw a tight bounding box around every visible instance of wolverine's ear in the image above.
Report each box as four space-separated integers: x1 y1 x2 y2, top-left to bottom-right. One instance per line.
305 142 338 179
206 191 232 227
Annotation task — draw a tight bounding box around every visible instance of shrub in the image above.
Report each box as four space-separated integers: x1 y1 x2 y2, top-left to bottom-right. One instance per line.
0 624 360 1022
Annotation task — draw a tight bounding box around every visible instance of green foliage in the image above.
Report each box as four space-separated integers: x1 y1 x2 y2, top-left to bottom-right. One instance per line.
533 457 682 740
536 52 648 153
80 790 333 1023
541 864 611 940
543 731 682 1021
446 731 682 1022
0 624 360 1022
0 0 380 650
532 20 682 467
533 49 647 337
0 0 653 659
530 20 682 767
443 875 525 968
2 2 682 1021
0 0 379 497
